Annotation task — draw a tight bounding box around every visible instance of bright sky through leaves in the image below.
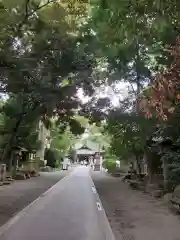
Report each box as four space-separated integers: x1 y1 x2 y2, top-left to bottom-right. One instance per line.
77 82 131 107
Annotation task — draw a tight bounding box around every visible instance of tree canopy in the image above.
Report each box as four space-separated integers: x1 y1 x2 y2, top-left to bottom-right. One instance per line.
0 0 108 165
87 0 180 189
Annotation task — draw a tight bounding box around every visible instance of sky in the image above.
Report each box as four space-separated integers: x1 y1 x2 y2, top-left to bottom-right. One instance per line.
1 81 130 106
77 81 130 107
78 81 131 139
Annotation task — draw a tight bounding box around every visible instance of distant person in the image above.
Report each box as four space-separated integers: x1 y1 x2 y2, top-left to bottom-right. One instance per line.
62 156 69 170
116 159 120 168
90 157 94 170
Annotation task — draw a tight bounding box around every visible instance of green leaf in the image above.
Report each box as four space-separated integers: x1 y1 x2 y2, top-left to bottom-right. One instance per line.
60 78 70 87
2 0 25 9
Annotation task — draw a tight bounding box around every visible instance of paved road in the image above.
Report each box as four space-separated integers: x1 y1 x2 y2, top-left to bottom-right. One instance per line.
0 167 115 240
0 170 69 226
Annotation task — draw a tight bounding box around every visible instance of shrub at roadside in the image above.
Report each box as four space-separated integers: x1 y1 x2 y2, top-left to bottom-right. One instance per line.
103 159 116 173
44 148 57 168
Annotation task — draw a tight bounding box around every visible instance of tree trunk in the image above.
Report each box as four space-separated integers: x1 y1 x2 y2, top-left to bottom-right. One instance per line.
144 150 153 184
1 115 24 174
135 43 141 96
135 156 141 174
162 156 168 192
1 99 40 173
12 154 19 177
2 117 22 157
8 152 14 175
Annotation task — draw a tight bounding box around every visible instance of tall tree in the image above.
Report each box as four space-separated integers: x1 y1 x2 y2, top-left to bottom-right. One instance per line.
105 108 157 172
0 0 101 164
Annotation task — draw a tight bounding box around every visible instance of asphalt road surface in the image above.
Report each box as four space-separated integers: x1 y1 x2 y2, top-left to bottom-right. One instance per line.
0 170 71 227
0 166 115 240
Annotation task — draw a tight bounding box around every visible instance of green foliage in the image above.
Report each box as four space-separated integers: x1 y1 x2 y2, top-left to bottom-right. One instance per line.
87 0 180 186
44 148 57 168
105 109 156 160
0 95 40 153
51 130 72 155
102 159 116 173
82 121 110 151
102 151 117 172
74 115 89 129
68 146 76 162
162 151 180 190
0 0 104 164
50 120 78 156
90 0 180 71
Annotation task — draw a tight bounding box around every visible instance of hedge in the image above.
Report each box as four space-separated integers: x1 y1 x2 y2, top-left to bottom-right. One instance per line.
102 159 116 173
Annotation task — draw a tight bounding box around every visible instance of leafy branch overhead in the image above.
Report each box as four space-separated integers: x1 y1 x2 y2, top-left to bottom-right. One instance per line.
0 0 103 164
139 37 180 121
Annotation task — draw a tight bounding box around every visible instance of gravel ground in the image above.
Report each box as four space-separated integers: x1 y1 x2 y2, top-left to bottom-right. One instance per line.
92 171 180 240
0 171 68 227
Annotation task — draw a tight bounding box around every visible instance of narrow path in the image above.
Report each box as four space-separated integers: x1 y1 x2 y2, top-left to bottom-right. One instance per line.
92 172 180 240
0 167 115 240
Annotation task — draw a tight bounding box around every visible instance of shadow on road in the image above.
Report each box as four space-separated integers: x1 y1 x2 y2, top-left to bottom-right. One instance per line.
92 171 180 240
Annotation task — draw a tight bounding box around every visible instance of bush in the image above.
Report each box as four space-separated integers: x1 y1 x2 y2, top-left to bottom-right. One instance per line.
53 149 63 168
164 151 180 190
44 148 56 168
102 159 116 173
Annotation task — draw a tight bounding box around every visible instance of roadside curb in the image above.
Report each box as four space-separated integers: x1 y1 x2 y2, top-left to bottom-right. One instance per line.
89 173 117 240
0 169 74 237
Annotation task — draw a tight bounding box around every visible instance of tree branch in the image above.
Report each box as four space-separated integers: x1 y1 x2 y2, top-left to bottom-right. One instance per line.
16 0 57 34
25 0 30 16
129 81 137 96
